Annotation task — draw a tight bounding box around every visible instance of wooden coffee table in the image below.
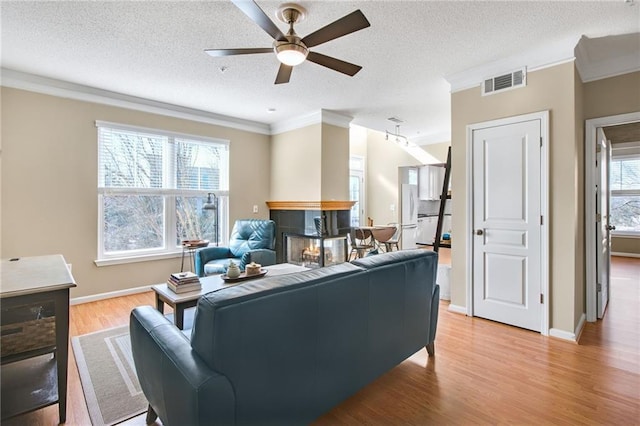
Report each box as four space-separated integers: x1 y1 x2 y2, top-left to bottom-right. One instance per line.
152 263 309 329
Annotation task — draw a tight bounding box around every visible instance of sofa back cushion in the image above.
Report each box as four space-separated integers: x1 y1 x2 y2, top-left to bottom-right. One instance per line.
191 249 438 425
228 219 276 258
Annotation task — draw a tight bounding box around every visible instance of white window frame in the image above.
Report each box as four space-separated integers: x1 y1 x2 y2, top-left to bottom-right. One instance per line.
94 121 230 266
349 155 365 227
610 153 640 238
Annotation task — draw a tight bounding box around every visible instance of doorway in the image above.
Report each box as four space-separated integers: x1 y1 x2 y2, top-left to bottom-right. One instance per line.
466 111 549 334
585 112 640 322
349 156 365 227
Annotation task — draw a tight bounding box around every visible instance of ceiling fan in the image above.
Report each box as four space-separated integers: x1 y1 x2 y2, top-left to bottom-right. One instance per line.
205 0 370 84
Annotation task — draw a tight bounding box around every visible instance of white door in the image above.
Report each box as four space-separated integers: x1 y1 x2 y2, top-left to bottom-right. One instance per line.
472 118 542 332
596 128 612 318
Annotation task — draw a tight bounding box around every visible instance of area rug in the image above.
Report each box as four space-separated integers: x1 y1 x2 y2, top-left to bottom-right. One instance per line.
71 326 147 425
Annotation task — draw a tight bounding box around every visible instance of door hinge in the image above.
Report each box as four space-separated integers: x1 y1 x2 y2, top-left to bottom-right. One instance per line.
540 137 543 147
596 213 601 222
597 283 602 292
540 215 543 225
539 294 544 304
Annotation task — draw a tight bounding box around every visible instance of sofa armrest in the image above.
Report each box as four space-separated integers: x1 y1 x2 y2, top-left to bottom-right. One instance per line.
130 306 235 426
195 247 232 277
240 249 276 270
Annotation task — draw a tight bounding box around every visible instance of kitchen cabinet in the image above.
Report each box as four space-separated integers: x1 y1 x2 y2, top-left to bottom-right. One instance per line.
418 165 445 200
417 215 451 245
417 216 438 244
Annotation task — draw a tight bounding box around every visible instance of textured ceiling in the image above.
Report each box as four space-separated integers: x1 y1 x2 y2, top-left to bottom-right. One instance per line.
1 1 639 142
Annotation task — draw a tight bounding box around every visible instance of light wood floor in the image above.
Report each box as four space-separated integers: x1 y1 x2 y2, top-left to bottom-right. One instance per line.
5 254 638 425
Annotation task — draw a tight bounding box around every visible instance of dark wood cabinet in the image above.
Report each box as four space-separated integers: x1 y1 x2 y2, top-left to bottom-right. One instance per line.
1 255 76 423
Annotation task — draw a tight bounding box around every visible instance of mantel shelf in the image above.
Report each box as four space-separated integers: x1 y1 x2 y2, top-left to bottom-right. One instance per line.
266 201 356 211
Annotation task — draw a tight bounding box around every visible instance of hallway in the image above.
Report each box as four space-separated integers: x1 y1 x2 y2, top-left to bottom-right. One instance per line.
580 255 640 374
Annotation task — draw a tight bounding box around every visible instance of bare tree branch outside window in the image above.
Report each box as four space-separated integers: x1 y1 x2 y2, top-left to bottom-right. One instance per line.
98 126 227 256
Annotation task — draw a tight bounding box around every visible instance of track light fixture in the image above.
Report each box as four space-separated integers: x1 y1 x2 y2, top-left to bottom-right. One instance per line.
386 124 409 147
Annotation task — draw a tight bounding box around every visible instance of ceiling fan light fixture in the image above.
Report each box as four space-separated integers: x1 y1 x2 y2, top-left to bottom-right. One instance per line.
274 41 308 66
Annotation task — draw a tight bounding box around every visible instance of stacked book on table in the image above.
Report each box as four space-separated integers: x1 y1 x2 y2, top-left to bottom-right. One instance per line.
167 271 202 294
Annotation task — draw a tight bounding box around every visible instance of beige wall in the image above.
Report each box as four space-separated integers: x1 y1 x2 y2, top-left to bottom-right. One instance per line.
451 62 581 334
349 125 368 158
321 123 350 201
583 71 640 120
270 124 322 201
420 141 451 163
612 237 640 255
584 71 640 257
365 129 421 225
1 87 271 298
270 122 350 202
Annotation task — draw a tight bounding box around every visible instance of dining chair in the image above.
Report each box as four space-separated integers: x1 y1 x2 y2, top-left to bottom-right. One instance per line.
348 227 375 260
383 223 401 252
370 225 399 253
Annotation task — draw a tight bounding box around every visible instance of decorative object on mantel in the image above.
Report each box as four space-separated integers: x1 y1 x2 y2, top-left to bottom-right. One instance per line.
202 192 219 246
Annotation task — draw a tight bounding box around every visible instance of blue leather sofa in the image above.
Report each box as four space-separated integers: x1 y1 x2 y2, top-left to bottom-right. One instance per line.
130 249 440 425
194 219 276 276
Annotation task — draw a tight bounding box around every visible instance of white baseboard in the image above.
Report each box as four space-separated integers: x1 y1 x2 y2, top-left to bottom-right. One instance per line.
549 313 585 343
612 252 640 258
574 313 586 342
448 304 467 315
70 284 156 305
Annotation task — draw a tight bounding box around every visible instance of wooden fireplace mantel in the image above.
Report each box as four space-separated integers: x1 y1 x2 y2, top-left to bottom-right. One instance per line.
266 201 356 211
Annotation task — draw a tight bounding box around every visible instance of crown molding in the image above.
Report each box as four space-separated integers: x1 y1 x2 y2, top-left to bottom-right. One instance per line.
445 35 581 93
0 68 271 135
574 34 640 83
270 109 353 135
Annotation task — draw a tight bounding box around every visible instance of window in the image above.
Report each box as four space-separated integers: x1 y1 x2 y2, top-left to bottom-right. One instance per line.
96 121 229 262
349 156 365 226
610 155 640 236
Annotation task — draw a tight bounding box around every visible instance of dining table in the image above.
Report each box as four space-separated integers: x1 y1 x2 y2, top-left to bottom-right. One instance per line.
356 225 398 252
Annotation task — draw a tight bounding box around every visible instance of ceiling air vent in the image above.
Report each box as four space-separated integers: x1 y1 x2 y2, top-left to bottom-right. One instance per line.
482 68 526 96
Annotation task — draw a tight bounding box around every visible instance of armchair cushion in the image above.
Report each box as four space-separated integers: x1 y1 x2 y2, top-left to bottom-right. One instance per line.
195 219 276 277
228 219 276 256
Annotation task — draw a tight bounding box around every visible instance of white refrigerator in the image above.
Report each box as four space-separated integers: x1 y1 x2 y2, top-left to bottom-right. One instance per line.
401 184 418 249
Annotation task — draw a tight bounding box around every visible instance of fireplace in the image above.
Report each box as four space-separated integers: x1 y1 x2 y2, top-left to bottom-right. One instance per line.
267 201 355 264
284 234 348 268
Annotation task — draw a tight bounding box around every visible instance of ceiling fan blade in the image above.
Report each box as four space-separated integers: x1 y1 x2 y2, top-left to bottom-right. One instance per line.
275 63 293 84
205 48 272 57
231 0 286 41
301 10 370 48
306 51 362 76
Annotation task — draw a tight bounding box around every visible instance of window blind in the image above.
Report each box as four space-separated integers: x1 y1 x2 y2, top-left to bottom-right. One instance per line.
610 157 640 191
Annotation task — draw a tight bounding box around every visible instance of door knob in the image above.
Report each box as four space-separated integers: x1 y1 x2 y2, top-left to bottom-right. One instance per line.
476 229 484 236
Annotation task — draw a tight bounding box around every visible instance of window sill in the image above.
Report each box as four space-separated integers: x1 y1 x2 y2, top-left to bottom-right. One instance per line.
611 233 640 238
95 251 182 267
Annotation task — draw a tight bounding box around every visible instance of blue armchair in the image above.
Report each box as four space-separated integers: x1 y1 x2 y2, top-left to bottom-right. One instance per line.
194 219 276 277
